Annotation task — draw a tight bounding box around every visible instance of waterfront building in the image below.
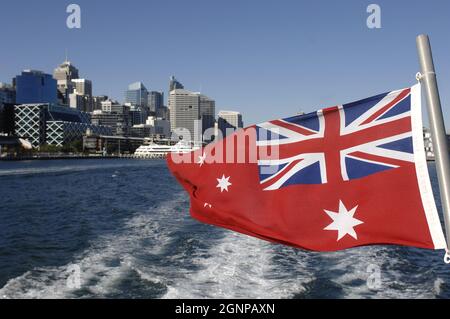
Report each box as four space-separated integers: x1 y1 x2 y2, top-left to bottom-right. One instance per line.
145 116 171 137
14 70 58 105
130 124 153 138
92 102 131 136
0 83 16 107
14 104 111 147
125 82 148 108
423 127 450 160
217 110 244 138
169 89 201 141
424 127 434 160
168 88 216 142
148 91 164 113
130 115 171 139
0 103 15 135
128 104 147 126
169 76 184 92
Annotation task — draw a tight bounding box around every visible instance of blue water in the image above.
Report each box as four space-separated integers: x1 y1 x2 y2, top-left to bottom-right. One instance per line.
0 159 449 299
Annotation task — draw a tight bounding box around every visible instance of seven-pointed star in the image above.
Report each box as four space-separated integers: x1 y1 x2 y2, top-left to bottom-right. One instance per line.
324 200 364 241
216 175 232 192
198 153 207 166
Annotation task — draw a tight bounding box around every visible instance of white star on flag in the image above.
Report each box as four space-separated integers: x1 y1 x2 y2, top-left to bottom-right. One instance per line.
217 175 232 192
198 153 207 167
324 200 364 241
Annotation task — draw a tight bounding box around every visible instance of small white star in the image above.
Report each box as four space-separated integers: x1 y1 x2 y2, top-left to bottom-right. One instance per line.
204 203 212 208
198 152 207 167
216 175 232 192
324 200 364 241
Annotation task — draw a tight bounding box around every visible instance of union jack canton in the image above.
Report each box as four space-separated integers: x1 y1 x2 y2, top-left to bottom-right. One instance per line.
256 88 414 191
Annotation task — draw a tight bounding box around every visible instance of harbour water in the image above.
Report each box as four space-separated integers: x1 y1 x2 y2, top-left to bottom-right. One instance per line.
0 159 449 299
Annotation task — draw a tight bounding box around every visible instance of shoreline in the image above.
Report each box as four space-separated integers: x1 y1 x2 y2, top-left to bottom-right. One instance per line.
0 155 140 162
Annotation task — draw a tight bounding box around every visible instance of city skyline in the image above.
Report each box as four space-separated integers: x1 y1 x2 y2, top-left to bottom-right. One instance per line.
0 1 450 127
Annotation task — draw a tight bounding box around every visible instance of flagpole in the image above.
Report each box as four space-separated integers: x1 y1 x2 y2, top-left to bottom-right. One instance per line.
416 34 450 258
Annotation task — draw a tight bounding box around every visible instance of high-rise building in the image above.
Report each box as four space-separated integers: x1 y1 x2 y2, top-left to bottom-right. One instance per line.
218 110 244 138
148 91 164 113
71 79 92 96
169 76 184 92
125 82 148 108
92 95 108 111
14 70 57 105
156 106 170 120
69 79 93 112
92 100 131 136
128 105 146 126
199 94 216 139
69 93 93 113
0 83 16 106
169 89 216 141
53 60 80 104
169 89 201 141
0 103 15 136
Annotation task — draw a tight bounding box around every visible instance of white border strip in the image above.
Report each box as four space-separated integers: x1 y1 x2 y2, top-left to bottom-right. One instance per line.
411 83 447 250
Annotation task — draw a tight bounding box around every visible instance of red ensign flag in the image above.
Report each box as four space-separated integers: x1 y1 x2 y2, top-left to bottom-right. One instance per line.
167 84 446 252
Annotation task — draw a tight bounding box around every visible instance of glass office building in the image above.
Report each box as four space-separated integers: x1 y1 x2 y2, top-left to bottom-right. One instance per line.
15 104 112 147
124 82 148 108
15 70 58 105
148 91 164 113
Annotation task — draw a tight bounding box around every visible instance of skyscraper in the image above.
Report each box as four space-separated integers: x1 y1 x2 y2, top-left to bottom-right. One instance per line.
69 79 93 112
0 83 16 106
148 91 164 113
169 89 201 141
169 89 216 142
199 94 216 140
71 79 92 96
14 70 57 105
169 76 184 92
218 110 244 138
125 82 148 108
53 60 80 104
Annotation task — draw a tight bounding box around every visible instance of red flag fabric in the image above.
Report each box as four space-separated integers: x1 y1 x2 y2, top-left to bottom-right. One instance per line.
167 84 446 252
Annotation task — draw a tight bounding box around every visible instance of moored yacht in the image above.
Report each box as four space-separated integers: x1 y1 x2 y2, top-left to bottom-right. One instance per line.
134 140 201 159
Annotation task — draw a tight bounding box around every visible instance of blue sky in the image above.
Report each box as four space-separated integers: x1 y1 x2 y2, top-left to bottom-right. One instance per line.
0 0 449 127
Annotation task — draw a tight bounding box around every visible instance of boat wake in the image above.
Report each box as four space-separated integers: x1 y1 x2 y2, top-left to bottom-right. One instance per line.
0 189 446 299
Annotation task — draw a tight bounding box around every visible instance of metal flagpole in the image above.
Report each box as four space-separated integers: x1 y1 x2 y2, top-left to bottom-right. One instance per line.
416 34 450 260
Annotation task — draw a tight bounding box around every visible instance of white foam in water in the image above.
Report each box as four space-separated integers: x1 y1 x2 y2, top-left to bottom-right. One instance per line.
0 186 443 299
318 246 439 299
434 278 444 296
0 193 187 299
162 232 315 299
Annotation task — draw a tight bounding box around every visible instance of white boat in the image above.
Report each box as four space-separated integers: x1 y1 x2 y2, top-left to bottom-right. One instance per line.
134 140 200 159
